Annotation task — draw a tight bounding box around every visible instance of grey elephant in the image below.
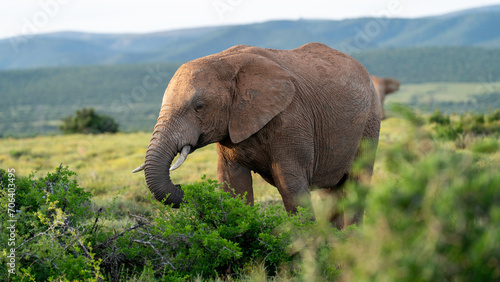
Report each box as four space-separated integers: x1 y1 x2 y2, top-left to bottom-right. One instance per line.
133 43 381 228
371 75 400 119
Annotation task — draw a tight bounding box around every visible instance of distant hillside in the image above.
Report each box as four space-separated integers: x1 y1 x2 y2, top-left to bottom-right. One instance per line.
353 47 500 83
1 46 499 137
0 63 181 137
1 6 500 70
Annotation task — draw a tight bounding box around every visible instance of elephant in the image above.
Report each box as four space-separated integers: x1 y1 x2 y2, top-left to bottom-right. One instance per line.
371 75 400 119
133 42 381 229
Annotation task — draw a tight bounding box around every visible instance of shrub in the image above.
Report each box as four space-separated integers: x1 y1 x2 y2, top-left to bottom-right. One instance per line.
1 168 318 281
488 109 500 122
472 137 499 154
428 108 450 125
129 178 315 279
429 110 500 145
9 149 31 159
0 165 101 281
341 151 500 281
59 107 119 134
334 107 500 281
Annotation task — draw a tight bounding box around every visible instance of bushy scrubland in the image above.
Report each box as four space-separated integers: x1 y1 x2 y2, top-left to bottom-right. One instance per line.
1 107 500 281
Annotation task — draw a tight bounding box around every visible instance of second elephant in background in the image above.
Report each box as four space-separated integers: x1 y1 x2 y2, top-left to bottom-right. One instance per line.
371 75 400 119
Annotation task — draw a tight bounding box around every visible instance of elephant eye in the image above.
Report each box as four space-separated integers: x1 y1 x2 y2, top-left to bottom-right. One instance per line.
194 101 204 112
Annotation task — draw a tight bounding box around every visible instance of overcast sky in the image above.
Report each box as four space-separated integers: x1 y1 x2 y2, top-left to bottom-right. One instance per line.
2 0 500 39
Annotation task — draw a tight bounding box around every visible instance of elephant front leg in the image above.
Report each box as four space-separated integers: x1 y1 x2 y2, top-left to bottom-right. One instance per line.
217 154 254 205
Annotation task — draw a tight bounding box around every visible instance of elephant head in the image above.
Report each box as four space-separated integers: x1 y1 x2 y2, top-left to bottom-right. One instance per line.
383 77 400 95
371 75 400 119
133 50 295 207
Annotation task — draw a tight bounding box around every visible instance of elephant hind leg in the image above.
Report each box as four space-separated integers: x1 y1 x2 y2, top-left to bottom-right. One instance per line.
318 174 349 229
327 144 376 229
321 117 380 229
346 113 381 226
355 112 381 182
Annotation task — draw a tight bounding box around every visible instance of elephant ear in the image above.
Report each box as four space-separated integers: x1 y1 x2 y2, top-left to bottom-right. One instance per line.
384 78 400 95
229 56 295 144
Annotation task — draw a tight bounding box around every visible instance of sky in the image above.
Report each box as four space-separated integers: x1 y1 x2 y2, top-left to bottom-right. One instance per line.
2 0 500 39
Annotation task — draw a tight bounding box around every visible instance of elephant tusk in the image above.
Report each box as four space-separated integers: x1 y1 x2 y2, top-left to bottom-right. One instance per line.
132 163 145 173
170 145 191 171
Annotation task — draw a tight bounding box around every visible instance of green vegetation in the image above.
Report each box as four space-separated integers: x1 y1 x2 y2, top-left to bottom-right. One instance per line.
1 108 500 280
0 132 280 212
0 166 101 281
338 145 500 281
427 109 500 148
60 107 119 134
127 179 314 280
0 167 314 281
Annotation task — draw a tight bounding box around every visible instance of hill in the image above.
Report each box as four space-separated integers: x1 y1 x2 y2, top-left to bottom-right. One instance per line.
434 4 500 18
1 6 500 70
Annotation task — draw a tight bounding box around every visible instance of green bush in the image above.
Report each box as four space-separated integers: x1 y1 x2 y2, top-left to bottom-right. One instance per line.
1 168 318 281
333 107 500 281
429 110 500 144
60 107 119 134
338 151 500 281
472 138 499 154
133 178 315 279
0 165 101 281
488 109 500 122
429 108 450 125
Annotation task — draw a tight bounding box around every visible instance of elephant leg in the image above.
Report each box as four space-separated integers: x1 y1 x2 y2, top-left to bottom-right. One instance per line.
327 188 348 229
217 155 254 205
312 173 349 229
346 115 380 226
380 96 386 120
325 174 363 229
271 164 313 217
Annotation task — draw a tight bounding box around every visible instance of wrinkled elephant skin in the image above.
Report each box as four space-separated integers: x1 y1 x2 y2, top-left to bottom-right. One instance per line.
136 43 382 229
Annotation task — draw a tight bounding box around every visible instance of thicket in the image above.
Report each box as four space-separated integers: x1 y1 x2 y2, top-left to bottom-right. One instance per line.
2 108 500 281
59 108 119 134
0 166 100 281
335 106 500 280
428 108 500 149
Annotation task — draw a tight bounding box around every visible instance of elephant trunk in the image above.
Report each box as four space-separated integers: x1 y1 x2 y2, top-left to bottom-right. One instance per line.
144 131 185 207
